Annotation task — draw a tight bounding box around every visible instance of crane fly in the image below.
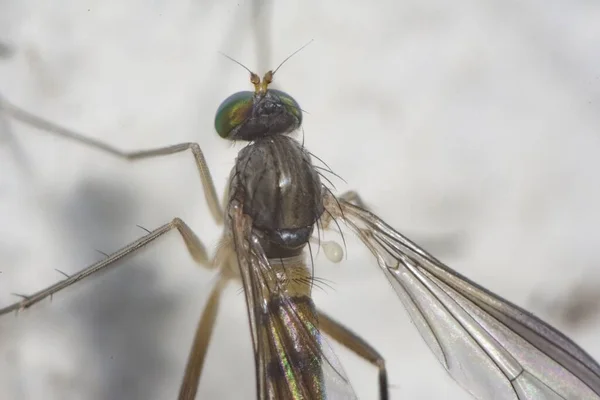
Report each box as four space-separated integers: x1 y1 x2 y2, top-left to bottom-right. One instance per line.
1 47 600 400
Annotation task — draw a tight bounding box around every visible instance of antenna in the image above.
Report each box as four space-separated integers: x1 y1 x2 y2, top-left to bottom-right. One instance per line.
271 39 314 76
219 39 314 94
260 39 314 92
218 52 261 92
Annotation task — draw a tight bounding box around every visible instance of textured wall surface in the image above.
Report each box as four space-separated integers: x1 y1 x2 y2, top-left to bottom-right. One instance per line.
1 1 599 399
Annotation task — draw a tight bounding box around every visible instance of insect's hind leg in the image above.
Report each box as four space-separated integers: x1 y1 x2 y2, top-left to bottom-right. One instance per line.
0 100 223 224
318 311 389 400
0 217 216 315
179 272 229 400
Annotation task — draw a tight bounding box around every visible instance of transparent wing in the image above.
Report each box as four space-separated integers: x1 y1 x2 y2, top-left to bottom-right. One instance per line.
229 202 357 400
320 332 360 400
327 197 600 400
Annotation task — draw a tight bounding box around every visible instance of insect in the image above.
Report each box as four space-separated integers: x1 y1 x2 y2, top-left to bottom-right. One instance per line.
2 36 600 399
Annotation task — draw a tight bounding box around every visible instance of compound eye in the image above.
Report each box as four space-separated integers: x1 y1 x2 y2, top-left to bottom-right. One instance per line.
269 89 302 126
214 91 254 139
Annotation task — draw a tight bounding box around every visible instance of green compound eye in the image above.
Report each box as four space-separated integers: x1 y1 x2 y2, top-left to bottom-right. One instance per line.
214 91 254 139
214 88 302 140
269 89 302 126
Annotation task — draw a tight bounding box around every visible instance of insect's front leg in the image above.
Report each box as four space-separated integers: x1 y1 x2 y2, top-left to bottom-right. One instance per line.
0 99 223 224
1 99 233 398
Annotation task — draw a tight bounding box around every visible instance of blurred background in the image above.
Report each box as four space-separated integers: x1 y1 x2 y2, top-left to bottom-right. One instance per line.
1 0 600 399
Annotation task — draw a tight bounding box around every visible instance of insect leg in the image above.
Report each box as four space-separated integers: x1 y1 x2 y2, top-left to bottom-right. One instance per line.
0 100 223 224
179 273 229 400
318 310 389 400
0 217 211 315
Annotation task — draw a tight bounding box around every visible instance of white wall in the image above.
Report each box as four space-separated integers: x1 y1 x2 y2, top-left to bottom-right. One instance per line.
1 1 599 399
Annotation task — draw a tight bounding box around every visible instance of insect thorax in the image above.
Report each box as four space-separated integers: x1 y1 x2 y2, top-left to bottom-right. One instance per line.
229 135 324 258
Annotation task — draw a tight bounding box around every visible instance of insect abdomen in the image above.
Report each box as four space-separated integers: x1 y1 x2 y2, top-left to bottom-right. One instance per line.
260 261 326 400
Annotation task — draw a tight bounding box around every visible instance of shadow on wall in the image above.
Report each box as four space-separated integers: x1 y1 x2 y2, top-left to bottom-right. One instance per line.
530 273 600 332
0 41 14 59
58 177 180 400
